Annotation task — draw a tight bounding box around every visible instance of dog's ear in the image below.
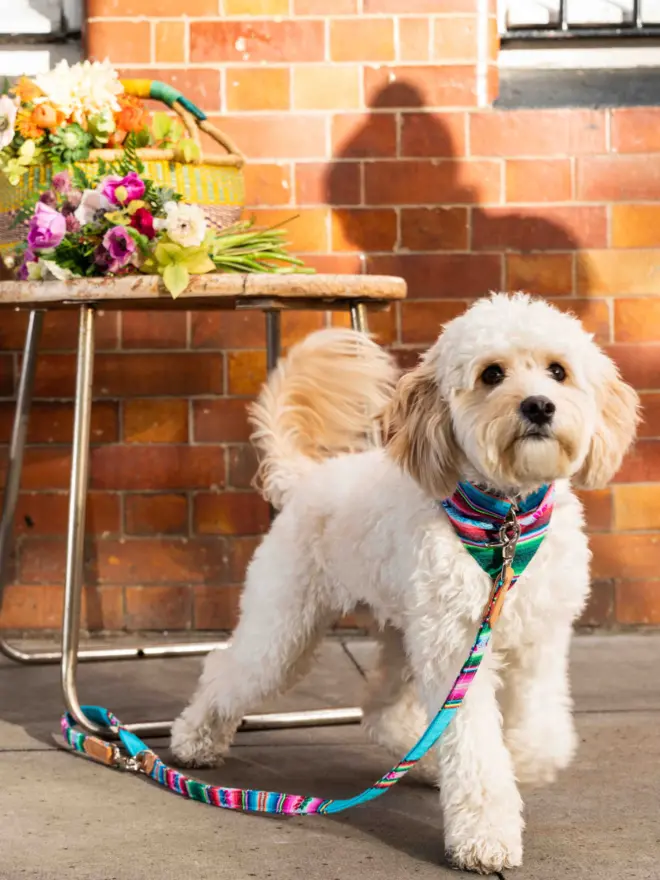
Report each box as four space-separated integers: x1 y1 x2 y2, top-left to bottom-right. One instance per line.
573 358 640 490
384 358 460 499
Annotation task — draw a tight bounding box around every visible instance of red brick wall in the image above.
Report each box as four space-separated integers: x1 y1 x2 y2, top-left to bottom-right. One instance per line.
1 0 658 631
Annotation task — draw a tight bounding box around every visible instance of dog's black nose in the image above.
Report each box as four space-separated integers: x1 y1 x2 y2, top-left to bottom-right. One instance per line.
520 396 556 426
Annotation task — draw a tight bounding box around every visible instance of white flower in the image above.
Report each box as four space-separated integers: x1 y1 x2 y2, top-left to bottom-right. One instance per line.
74 188 113 227
41 260 75 281
0 94 17 149
34 60 123 125
158 201 207 248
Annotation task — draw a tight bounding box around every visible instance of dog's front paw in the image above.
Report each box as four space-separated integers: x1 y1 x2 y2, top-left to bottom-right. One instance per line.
170 712 225 768
446 834 523 875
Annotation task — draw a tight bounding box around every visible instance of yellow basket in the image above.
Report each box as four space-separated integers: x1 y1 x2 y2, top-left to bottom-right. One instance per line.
0 79 245 250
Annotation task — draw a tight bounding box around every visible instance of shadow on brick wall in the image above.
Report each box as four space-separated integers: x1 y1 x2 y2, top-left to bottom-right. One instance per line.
326 82 591 363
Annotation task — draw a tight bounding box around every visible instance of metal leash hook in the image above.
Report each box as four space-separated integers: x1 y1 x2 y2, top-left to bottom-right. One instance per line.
500 506 521 568
489 507 521 626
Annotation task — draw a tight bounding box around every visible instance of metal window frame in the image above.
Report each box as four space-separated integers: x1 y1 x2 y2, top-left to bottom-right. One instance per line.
0 0 82 43
501 0 660 41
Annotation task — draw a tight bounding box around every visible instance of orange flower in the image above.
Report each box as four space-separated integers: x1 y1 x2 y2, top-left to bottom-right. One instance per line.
115 94 149 134
116 105 149 133
107 128 127 147
30 103 62 131
12 76 43 104
16 108 43 140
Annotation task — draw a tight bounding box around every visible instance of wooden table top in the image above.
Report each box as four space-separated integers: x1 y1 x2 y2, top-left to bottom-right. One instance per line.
0 273 407 311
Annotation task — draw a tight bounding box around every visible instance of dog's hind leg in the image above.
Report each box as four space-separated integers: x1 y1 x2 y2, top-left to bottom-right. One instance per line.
171 523 332 768
361 625 439 786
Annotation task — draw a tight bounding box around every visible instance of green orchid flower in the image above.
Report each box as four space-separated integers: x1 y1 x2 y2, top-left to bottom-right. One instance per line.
145 238 215 298
0 140 41 185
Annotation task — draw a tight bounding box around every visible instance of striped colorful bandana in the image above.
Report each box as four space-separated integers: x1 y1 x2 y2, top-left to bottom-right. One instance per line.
442 481 555 585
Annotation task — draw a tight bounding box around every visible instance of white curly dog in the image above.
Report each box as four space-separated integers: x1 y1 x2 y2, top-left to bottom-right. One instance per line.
172 293 638 874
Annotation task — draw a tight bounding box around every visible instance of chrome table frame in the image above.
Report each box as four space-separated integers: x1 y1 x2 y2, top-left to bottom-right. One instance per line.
0 302 370 737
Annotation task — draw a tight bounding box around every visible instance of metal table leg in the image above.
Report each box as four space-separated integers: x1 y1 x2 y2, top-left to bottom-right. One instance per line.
349 302 369 334
60 306 97 730
60 303 365 738
265 310 281 372
0 310 226 666
0 310 45 662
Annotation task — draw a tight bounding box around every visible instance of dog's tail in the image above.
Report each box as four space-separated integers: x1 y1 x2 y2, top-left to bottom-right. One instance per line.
248 328 398 509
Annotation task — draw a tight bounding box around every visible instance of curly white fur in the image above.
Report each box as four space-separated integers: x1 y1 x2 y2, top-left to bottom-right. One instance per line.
172 294 639 874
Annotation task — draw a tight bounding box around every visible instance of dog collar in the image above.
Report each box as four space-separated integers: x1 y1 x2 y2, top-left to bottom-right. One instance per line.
441 481 555 583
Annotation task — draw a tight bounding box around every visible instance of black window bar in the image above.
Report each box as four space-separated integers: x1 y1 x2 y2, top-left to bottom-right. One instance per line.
501 0 660 41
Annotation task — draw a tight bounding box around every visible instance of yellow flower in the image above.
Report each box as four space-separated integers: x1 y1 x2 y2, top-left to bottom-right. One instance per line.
16 108 43 140
12 76 43 104
2 158 26 186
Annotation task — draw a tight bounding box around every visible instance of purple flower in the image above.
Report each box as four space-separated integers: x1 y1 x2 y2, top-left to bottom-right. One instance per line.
93 244 113 273
39 191 57 209
18 248 37 281
52 171 72 194
101 226 136 272
100 172 145 206
27 202 66 251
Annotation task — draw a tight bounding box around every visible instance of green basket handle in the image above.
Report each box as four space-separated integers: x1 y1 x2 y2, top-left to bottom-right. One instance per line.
121 79 244 163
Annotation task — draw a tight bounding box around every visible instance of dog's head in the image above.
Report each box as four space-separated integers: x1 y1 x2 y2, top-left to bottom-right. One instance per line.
385 293 640 498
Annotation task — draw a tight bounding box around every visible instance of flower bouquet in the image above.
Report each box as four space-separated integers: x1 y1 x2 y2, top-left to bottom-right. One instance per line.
0 61 246 251
0 60 197 185
10 142 311 296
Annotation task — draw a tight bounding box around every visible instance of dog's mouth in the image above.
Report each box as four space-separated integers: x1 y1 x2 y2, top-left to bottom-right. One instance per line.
517 426 554 442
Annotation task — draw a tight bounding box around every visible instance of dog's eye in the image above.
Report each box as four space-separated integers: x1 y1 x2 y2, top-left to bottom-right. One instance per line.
481 364 505 387
548 362 567 383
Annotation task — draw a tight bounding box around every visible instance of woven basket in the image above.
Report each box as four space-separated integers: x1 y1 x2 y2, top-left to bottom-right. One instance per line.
0 79 245 251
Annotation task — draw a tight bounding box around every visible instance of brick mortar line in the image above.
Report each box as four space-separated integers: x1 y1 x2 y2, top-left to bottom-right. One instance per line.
115 59 476 67
88 13 484 21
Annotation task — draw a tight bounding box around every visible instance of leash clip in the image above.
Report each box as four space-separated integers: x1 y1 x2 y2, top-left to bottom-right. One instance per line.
499 507 520 564
116 753 143 773
487 508 520 627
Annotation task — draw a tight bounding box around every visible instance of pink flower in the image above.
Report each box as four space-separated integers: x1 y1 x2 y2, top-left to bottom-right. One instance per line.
65 213 80 233
52 171 72 193
39 191 58 208
61 191 82 215
100 172 145 206
101 226 136 272
27 202 66 251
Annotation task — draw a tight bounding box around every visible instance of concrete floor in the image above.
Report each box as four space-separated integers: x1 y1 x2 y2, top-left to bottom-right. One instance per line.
0 633 659 880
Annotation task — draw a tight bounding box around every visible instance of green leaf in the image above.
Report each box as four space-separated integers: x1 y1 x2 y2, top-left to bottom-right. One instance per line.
134 128 150 149
152 112 172 142
72 165 91 191
163 263 189 299
180 139 201 164
140 256 157 274
124 227 150 254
